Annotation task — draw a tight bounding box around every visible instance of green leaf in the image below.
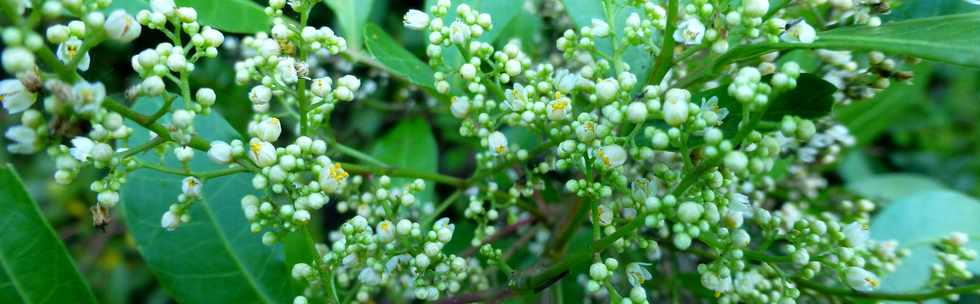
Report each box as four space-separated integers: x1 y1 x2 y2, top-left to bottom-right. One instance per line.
847 174 948 203
835 64 932 144
120 98 292 304
324 0 374 50
692 73 837 136
871 190 980 294
370 118 439 203
0 165 97 304
363 23 436 89
716 12 980 69
175 0 271 33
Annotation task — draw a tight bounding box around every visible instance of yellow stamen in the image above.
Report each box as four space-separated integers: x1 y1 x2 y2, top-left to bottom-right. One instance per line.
250 142 262 154
329 163 349 182
597 149 610 166
551 100 567 111
495 145 506 154
866 277 879 288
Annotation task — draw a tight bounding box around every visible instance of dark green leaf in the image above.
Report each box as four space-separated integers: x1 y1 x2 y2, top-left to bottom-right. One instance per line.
0 165 97 304
175 0 271 33
370 118 439 203
120 98 291 304
871 190 980 294
716 12 980 69
835 64 932 144
325 0 375 50
847 174 948 203
363 23 436 89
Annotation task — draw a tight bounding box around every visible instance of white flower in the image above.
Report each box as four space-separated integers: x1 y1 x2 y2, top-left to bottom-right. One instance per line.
743 0 770 18
626 263 653 287
275 58 298 84
663 88 691 126
161 210 180 230
700 96 729 121
554 69 578 93
673 18 705 45
255 117 282 142
69 137 95 161
318 162 349 192
5 125 38 154
505 84 530 111
293 210 310 222
449 20 471 44
207 141 233 164
591 18 610 37
201 27 224 46
2 47 36 74
150 0 176 15
386 254 412 274
57 37 90 71
248 140 277 167
843 222 869 249
846 267 880 292
596 78 619 101
0 79 36 113
546 97 571 121
311 77 332 97
782 20 817 43
488 131 508 155
105 10 141 42
403 9 430 30
182 176 202 198
701 272 733 293
450 97 470 118
71 81 106 114
376 220 394 243
596 144 627 167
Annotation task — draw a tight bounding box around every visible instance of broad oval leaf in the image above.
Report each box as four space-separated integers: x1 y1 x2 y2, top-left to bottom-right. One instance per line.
0 165 97 304
175 0 271 33
370 118 439 203
871 190 980 295
120 98 291 303
363 23 436 89
716 12 980 70
847 173 947 203
325 0 375 50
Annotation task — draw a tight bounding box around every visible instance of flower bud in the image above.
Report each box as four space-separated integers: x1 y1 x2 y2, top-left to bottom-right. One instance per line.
196 88 216 106
142 76 165 95
171 109 194 128
626 102 648 123
208 141 233 164
663 88 691 126
255 117 282 142
105 10 142 43
161 210 180 230
743 0 769 18
596 78 619 101
174 146 194 162
182 176 201 198
248 140 277 167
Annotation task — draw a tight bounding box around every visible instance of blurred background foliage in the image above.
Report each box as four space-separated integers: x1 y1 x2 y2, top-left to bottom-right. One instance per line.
0 0 979 302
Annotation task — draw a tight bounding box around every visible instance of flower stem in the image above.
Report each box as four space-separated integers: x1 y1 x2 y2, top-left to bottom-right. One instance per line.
648 0 679 85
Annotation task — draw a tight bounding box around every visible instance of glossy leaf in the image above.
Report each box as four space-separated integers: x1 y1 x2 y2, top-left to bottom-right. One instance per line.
104 0 148 15
370 118 439 203
363 23 436 89
871 190 980 294
847 174 948 203
716 12 980 69
119 98 291 304
325 0 375 50
0 165 97 304
175 0 271 33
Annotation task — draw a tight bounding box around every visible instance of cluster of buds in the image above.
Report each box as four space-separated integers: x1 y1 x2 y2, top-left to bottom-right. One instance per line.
928 232 978 301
